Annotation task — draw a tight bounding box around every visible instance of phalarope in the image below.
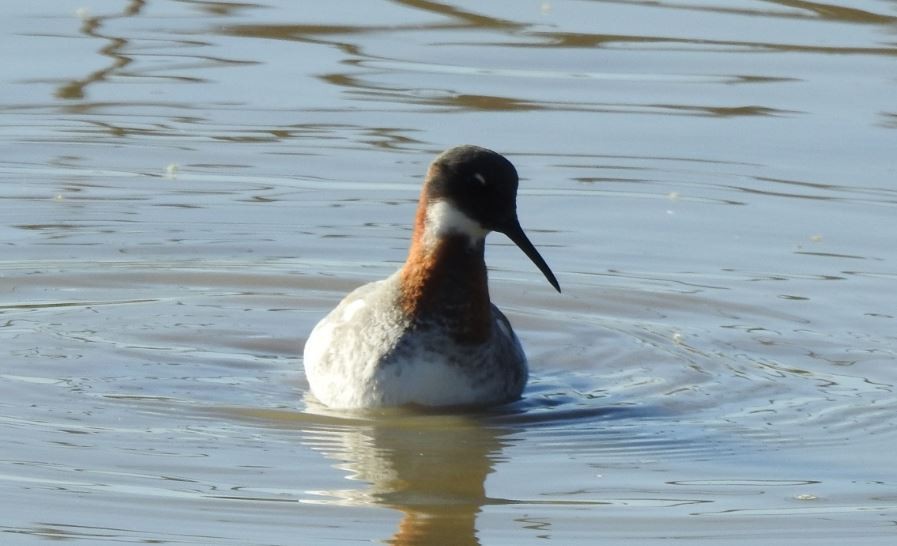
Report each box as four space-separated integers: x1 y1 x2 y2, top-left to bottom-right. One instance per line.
303 145 560 409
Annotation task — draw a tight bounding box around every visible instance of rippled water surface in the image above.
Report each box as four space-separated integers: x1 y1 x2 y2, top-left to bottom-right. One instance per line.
2 1 897 544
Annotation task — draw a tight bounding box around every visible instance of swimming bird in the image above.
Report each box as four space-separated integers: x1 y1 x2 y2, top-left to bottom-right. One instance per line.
303 145 560 409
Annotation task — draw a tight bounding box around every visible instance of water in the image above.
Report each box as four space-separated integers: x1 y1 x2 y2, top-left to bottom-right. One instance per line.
2 1 896 544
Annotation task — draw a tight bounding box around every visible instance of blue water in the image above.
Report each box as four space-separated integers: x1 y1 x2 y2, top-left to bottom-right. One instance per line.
1 1 896 544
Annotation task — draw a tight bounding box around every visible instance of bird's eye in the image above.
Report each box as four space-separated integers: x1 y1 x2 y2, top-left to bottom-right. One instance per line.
472 173 487 185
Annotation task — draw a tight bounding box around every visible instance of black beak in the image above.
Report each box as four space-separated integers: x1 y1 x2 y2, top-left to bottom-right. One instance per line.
499 218 561 293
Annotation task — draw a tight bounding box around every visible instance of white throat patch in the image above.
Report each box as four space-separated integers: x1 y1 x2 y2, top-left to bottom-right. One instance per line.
422 200 488 249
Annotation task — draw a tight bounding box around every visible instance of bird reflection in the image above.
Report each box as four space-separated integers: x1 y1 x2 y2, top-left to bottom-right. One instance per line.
304 410 511 546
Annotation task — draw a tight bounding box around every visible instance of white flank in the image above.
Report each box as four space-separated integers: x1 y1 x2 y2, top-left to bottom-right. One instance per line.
422 200 487 249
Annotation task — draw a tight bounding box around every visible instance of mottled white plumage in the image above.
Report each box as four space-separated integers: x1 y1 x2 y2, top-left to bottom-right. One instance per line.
303 270 526 408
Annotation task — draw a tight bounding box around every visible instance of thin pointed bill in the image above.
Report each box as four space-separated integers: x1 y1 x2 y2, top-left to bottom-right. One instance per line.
500 219 561 293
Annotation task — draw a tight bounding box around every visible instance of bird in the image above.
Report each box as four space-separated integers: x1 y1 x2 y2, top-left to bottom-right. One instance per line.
303 145 560 409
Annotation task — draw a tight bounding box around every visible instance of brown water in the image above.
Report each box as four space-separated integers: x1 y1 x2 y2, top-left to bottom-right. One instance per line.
2 1 897 544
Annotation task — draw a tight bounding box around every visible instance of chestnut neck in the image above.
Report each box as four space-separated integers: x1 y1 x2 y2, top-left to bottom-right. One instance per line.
399 194 492 344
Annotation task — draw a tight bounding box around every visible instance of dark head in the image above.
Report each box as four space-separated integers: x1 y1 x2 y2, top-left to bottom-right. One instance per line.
423 145 561 292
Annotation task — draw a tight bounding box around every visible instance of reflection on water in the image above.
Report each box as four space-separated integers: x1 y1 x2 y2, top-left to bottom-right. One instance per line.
55 1 143 101
232 397 717 546
2 0 897 544
305 413 504 546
